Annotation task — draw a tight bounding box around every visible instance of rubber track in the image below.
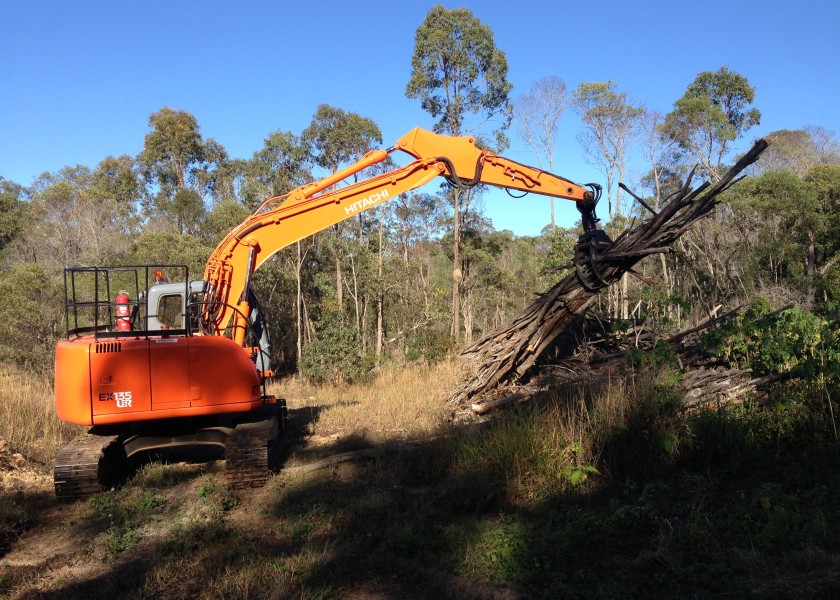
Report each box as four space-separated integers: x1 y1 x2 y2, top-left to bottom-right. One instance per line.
54 433 124 500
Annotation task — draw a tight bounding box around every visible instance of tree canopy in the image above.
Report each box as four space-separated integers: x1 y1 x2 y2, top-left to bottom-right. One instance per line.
405 4 511 143
663 66 761 180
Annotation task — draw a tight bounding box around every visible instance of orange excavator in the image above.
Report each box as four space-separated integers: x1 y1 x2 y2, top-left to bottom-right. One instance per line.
53 127 611 498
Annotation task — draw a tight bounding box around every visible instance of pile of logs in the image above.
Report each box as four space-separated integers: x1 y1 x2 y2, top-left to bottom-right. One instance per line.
460 304 793 417
451 139 769 409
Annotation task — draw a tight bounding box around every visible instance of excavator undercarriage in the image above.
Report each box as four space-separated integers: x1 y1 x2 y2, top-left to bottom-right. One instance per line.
54 400 287 500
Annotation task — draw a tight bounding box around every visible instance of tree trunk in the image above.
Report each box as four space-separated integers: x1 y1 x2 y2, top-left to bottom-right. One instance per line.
296 242 303 363
463 288 474 345
550 198 556 234
334 225 343 310
349 253 361 337
451 188 461 343
376 206 385 356
807 228 816 304
335 253 343 309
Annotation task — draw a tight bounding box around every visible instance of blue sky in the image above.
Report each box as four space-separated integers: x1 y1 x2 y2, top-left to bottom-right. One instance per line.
2 0 839 235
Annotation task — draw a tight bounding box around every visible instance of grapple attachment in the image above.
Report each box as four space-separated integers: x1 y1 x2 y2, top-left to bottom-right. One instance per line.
573 184 612 292
574 229 613 292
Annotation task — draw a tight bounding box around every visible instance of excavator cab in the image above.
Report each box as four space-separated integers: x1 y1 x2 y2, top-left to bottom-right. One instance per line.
146 280 205 332
62 264 195 336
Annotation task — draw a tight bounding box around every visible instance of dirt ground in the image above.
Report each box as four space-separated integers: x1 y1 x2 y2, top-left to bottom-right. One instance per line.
0 434 526 600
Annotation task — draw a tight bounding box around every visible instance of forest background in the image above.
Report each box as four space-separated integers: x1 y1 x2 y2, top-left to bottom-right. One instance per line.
2 2 839 380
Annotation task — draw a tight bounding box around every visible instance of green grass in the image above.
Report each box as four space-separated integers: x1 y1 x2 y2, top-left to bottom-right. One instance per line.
87 487 167 561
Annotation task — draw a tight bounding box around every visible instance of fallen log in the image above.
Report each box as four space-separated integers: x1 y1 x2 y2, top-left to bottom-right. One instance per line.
470 387 539 415
452 140 768 405
681 369 794 408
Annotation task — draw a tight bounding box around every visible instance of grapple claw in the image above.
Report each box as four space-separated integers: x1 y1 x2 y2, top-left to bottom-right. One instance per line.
574 229 612 292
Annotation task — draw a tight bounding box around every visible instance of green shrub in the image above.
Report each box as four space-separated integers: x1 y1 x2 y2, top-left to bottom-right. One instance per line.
704 298 840 383
406 326 454 364
0 263 64 372
299 309 374 384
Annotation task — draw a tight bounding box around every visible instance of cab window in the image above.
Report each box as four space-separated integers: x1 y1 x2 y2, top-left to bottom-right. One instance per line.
157 294 183 329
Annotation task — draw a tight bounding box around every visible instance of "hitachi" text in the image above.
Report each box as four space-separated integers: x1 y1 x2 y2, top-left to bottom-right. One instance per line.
344 189 389 215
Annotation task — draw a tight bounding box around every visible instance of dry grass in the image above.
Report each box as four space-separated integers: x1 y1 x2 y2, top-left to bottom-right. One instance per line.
0 365 81 469
0 359 461 472
269 360 460 443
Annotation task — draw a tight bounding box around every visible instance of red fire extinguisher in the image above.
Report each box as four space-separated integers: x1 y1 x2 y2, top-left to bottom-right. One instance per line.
115 291 132 331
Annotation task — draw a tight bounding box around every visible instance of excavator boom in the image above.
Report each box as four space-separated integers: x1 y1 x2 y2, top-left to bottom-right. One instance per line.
203 127 608 339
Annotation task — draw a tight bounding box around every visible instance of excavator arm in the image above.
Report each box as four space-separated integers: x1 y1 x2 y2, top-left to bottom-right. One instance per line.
201 127 609 342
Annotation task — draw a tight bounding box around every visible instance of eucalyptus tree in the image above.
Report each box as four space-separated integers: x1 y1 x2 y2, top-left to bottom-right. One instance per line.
662 66 761 182
637 109 685 314
572 81 642 319
138 107 205 192
303 105 382 175
243 130 312 208
0 162 141 369
514 75 569 232
302 104 382 312
752 127 840 177
805 164 840 300
572 80 642 219
406 4 512 342
0 178 30 257
193 139 230 205
727 170 820 305
296 105 386 365
138 107 225 233
656 68 762 320
302 104 382 308
18 165 137 266
375 191 449 354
